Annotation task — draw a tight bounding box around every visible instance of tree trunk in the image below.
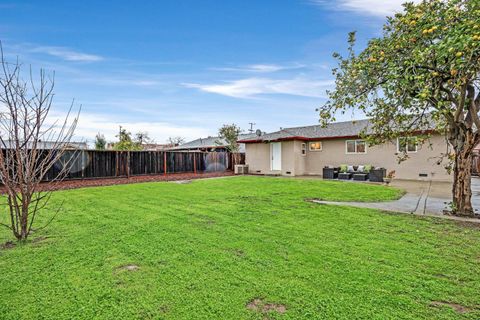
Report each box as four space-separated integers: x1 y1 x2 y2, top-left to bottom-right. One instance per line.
449 125 478 217
452 150 474 216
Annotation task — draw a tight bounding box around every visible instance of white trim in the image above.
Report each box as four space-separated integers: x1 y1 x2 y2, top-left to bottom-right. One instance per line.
309 141 323 152
397 137 418 153
345 139 367 154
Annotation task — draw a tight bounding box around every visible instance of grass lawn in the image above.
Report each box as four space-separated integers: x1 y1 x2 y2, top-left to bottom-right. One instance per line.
0 176 479 319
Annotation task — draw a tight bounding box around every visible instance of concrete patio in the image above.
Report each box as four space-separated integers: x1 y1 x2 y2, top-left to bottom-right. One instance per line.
311 176 480 223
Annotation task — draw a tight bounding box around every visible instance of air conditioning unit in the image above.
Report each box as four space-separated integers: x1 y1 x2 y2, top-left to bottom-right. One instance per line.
234 164 249 175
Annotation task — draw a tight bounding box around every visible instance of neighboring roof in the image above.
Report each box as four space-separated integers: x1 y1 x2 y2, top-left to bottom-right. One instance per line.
1 140 88 150
141 143 175 151
238 118 436 143
169 133 258 152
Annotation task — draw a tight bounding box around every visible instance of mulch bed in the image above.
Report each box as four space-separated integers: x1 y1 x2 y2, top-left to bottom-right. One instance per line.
0 172 234 193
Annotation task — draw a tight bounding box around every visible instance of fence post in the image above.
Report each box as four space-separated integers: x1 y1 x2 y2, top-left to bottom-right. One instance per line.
193 152 197 175
81 150 85 179
127 151 130 178
164 152 167 176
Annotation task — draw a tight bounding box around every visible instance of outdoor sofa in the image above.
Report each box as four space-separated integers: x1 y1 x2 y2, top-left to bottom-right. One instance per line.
323 165 385 182
337 165 371 180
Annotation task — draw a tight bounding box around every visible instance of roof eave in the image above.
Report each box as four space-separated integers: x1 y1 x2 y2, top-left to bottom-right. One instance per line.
238 129 438 144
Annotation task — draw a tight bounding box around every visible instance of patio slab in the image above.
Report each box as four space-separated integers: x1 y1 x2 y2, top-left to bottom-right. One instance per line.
310 177 480 223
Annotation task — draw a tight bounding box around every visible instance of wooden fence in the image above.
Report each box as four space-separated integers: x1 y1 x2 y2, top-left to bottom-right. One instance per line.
43 150 245 181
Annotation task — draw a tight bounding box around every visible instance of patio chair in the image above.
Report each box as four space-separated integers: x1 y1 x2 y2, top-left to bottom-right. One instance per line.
369 168 386 182
323 167 338 179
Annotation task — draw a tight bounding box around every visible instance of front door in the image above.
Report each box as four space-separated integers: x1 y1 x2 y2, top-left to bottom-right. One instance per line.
271 142 281 171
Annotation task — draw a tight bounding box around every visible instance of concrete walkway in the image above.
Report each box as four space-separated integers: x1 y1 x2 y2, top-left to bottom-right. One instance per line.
310 177 480 223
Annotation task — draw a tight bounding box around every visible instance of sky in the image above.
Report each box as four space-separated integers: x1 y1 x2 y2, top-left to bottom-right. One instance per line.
0 0 415 145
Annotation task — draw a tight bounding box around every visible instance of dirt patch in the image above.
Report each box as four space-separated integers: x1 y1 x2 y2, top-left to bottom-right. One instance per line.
305 198 326 205
1 241 16 250
172 180 192 184
430 301 471 314
226 248 245 257
159 305 169 314
451 220 480 230
117 264 140 272
246 298 286 315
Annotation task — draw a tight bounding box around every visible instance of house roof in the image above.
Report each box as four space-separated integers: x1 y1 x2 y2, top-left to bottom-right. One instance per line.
238 118 436 143
169 133 258 152
1 140 88 150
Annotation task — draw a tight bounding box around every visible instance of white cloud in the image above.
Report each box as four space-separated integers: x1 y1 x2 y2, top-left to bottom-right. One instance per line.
71 76 162 87
30 46 103 62
212 63 305 73
45 112 211 145
311 0 421 17
184 77 334 98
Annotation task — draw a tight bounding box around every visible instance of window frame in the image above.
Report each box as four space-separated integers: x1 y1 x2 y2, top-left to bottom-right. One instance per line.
308 141 323 152
345 139 367 154
397 137 418 153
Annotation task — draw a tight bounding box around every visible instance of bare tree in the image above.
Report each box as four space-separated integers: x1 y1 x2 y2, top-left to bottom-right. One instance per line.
135 131 152 145
167 136 185 147
0 44 80 241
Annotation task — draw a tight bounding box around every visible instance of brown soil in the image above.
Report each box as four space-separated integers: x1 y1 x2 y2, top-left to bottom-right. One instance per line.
246 298 287 314
0 172 233 193
430 301 472 314
117 264 140 272
1 241 15 250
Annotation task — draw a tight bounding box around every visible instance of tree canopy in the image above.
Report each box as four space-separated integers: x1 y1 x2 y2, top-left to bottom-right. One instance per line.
113 127 142 151
217 124 242 153
94 133 106 150
319 0 479 215
322 0 479 141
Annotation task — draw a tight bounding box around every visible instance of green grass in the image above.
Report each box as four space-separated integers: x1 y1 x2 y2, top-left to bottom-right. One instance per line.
0 176 479 319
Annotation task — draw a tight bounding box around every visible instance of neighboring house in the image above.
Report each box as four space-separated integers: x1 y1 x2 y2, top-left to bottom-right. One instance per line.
474 143 480 176
105 143 176 151
169 133 258 152
1 140 88 150
141 143 176 151
238 119 451 181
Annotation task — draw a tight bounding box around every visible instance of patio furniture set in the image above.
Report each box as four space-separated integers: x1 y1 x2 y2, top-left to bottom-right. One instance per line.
323 165 386 182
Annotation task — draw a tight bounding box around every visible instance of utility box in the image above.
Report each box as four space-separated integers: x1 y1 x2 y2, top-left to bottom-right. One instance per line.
234 164 249 175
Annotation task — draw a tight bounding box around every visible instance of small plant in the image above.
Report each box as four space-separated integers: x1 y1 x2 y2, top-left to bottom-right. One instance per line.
386 170 396 179
384 170 396 185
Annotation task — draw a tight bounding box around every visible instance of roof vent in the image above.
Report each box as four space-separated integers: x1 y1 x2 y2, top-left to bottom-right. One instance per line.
255 129 262 137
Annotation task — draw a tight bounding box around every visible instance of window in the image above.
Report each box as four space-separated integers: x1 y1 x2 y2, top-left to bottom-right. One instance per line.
301 143 307 156
397 137 418 153
309 141 322 151
346 140 367 154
